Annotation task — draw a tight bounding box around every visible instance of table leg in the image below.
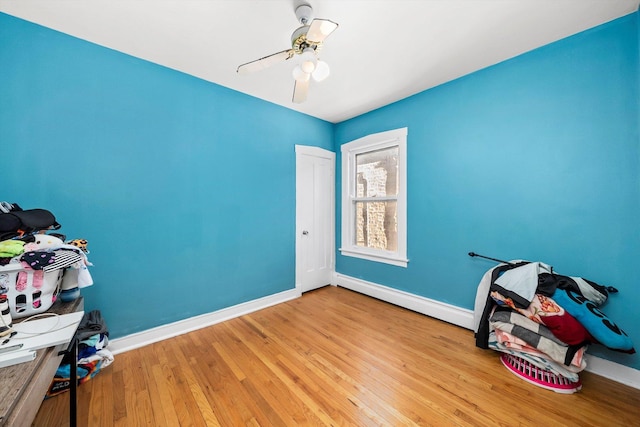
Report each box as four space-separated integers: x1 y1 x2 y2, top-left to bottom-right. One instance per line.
69 338 78 427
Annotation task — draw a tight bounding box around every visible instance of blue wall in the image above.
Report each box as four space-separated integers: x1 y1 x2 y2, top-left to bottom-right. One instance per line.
335 13 640 369
2 10 639 371
0 13 333 337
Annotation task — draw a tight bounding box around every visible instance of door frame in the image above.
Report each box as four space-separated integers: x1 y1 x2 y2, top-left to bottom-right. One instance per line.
295 145 336 294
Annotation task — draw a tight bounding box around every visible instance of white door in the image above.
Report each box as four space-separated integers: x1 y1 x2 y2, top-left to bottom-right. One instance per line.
296 145 335 293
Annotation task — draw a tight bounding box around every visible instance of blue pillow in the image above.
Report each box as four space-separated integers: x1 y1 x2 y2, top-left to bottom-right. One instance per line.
552 288 634 353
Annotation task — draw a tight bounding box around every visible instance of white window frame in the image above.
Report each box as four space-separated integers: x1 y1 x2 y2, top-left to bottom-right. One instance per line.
340 127 408 267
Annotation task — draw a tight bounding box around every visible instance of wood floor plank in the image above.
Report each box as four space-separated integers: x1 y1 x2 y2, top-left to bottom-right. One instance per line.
88 362 111 427
200 326 282 426
267 292 487 425
172 341 222 427
33 286 640 426
111 365 128 423
238 319 370 426
294 313 484 425
223 320 324 426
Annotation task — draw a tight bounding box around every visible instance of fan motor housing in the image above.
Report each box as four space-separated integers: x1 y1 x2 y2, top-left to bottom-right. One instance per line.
291 25 321 55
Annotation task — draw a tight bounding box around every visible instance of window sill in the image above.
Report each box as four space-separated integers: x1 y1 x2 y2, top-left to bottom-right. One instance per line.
339 248 408 268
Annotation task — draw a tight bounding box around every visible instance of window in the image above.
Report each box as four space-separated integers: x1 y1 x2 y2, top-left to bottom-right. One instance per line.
340 127 407 267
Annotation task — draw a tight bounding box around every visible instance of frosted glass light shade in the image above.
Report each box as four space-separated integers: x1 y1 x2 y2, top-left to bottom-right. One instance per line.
312 60 330 82
301 60 315 74
300 48 317 73
292 65 310 82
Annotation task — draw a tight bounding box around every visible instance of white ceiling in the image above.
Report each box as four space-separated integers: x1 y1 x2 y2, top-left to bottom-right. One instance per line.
1 0 638 123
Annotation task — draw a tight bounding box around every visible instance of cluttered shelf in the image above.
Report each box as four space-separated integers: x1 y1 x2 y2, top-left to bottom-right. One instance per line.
0 201 110 427
0 297 83 427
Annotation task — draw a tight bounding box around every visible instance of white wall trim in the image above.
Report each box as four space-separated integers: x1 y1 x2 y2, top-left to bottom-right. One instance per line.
108 288 300 355
295 144 334 159
108 272 639 390
340 128 408 268
583 354 640 389
335 273 474 329
295 145 336 294
334 273 640 390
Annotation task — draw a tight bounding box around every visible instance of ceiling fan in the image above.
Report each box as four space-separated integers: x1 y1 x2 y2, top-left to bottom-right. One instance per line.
236 3 338 103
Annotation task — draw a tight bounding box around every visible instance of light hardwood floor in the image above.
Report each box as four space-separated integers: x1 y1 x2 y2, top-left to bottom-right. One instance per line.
34 286 640 426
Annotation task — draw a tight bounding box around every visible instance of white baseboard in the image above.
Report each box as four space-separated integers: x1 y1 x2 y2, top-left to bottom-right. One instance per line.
334 273 640 390
109 273 639 390
109 288 301 355
334 273 475 329
583 353 640 389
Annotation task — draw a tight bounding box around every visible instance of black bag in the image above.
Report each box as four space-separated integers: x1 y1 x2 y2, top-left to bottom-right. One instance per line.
0 213 22 232
0 208 61 240
11 209 60 231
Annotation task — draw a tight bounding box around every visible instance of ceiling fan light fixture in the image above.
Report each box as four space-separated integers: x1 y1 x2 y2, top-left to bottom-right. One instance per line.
235 3 339 104
292 65 310 82
312 60 330 82
301 60 315 74
300 47 317 73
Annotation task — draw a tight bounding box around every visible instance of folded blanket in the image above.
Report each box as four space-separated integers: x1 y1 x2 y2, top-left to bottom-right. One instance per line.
488 332 581 382
492 326 586 370
490 308 586 368
490 291 592 346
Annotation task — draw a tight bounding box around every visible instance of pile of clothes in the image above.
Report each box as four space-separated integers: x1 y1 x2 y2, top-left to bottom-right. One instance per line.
47 310 114 397
0 233 93 317
0 202 93 318
474 261 635 384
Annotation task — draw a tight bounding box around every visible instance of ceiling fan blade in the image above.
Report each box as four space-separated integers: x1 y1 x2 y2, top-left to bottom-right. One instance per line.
305 19 338 43
292 78 310 104
237 49 295 74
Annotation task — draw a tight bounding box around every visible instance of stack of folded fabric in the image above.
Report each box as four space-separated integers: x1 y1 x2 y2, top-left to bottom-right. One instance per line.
46 310 114 397
474 261 634 392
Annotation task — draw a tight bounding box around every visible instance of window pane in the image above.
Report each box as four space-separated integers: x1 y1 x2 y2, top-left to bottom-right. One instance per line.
355 200 397 251
356 146 399 198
